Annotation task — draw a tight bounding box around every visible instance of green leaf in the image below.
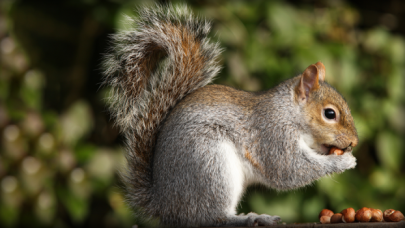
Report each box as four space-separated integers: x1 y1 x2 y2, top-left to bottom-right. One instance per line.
0 204 19 227
376 131 403 172
75 143 97 164
60 100 93 146
59 188 89 224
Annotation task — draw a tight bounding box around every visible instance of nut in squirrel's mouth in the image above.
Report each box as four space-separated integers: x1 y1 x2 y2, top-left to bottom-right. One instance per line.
321 144 353 154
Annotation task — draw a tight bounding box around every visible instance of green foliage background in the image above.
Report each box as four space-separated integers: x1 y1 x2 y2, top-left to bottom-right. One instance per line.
0 0 404 227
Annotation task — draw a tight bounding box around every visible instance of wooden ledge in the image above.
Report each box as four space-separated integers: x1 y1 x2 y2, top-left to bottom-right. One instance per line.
202 220 405 228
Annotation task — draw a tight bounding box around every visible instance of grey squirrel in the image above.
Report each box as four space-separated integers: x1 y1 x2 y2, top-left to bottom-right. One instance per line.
103 4 359 227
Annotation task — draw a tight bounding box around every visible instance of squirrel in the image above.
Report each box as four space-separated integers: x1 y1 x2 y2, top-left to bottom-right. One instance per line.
103 4 359 227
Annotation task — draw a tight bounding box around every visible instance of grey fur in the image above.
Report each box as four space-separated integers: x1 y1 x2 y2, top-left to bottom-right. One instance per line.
103 4 357 227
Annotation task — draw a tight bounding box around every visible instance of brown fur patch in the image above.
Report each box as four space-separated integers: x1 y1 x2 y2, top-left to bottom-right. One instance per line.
163 24 205 84
244 148 265 175
176 84 257 113
128 44 165 98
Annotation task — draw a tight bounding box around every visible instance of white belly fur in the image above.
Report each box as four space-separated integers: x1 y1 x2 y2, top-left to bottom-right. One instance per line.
219 141 244 215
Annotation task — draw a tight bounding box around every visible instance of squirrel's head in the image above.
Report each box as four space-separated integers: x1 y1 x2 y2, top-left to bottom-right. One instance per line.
295 62 358 155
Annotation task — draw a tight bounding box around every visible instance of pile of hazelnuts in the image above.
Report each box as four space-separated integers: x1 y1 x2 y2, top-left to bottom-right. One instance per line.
319 208 404 224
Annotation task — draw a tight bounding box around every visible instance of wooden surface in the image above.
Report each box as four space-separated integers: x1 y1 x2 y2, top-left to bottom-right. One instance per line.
203 220 405 228
269 221 405 227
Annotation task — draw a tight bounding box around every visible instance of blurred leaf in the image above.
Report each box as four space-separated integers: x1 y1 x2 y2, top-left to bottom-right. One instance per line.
317 176 347 204
387 67 405 102
59 188 89 223
301 197 323 222
249 191 300 223
267 2 298 47
23 70 45 90
86 148 115 182
369 168 398 193
21 111 44 136
68 168 92 199
42 111 58 131
376 131 403 172
75 143 97 164
362 28 390 53
60 100 93 146
337 55 360 93
35 191 56 225
388 36 405 64
0 78 9 101
352 113 372 141
0 204 19 227
383 99 405 133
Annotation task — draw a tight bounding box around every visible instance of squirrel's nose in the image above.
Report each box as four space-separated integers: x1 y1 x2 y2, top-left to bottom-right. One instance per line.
350 137 358 148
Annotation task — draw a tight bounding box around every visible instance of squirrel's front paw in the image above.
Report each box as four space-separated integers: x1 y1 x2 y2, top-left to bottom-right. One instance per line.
334 152 357 172
246 213 281 226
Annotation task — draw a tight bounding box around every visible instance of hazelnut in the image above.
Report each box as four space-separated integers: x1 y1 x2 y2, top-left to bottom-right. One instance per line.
383 209 404 222
330 213 343 223
328 147 344 155
370 208 383 222
318 209 334 219
356 207 372 222
320 215 331 224
341 207 355 223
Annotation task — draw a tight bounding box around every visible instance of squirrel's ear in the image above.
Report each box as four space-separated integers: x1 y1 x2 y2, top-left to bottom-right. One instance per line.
297 62 324 102
315 62 325 82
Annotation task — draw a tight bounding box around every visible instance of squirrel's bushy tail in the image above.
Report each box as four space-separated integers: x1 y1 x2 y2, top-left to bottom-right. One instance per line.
102 4 221 217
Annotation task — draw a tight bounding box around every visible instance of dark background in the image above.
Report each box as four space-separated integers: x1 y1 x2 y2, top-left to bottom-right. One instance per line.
0 0 404 227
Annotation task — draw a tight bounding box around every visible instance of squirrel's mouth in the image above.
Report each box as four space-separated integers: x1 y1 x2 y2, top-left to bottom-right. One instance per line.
321 144 353 155
320 144 332 154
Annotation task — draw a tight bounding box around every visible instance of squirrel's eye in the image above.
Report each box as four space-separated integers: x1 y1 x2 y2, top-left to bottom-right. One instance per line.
324 109 336 119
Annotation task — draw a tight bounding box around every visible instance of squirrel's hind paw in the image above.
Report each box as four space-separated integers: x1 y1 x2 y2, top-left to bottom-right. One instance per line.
225 213 281 226
246 213 281 226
